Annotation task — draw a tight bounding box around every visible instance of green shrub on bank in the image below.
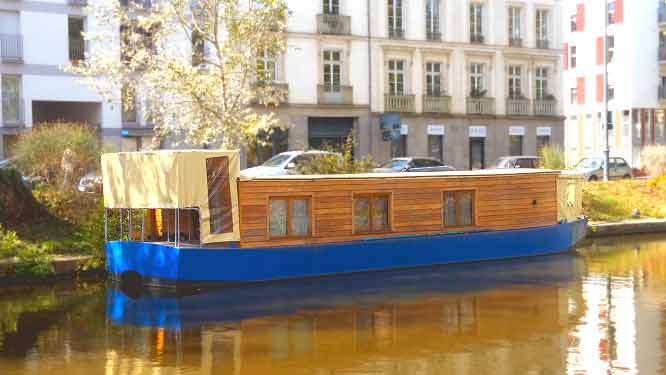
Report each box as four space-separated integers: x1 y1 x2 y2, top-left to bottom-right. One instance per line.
296 134 376 175
538 145 566 170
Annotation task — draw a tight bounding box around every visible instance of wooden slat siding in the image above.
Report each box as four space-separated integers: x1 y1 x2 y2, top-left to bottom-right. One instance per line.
238 172 560 248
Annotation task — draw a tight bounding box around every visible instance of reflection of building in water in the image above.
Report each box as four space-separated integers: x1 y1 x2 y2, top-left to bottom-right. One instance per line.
100 286 572 375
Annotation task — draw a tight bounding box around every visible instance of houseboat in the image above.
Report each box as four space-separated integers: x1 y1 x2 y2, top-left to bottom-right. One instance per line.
102 150 587 288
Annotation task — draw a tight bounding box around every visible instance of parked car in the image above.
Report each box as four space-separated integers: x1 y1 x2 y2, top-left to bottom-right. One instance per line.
572 157 633 181
373 158 456 173
77 172 103 194
492 156 542 169
240 150 341 177
0 158 44 188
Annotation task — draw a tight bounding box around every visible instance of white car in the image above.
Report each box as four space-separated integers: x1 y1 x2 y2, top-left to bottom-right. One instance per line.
240 151 340 177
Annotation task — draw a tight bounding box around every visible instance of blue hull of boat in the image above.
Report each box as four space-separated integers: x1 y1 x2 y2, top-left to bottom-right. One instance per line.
106 218 587 286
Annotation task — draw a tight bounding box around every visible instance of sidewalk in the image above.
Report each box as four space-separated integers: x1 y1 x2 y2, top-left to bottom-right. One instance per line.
588 218 666 238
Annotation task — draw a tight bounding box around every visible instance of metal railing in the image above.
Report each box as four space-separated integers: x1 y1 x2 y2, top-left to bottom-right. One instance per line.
388 28 404 39
536 39 549 49
2 96 24 127
470 33 484 44
69 39 86 62
509 37 522 47
506 98 530 115
317 84 353 105
384 94 415 113
534 99 558 116
422 95 451 113
0 34 23 63
466 97 495 115
316 14 351 35
67 0 88 5
426 31 441 41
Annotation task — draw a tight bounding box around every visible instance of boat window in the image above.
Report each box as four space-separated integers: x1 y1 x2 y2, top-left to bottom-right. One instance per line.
206 156 233 235
354 193 390 234
443 191 475 227
269 197 311 238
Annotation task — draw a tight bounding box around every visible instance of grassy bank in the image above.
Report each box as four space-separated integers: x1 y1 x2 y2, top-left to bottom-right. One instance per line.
583 178 666 222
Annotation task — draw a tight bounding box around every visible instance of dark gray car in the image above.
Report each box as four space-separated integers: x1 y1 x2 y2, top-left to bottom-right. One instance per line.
374 158 456 173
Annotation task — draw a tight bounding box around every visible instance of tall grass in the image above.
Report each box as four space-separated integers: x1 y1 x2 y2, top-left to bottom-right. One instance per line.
538 145 566 170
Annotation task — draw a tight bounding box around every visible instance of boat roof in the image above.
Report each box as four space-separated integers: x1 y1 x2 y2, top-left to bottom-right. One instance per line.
240 168 564 181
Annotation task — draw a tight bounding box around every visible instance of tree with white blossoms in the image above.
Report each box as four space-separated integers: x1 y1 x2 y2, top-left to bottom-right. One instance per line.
67 0 289 148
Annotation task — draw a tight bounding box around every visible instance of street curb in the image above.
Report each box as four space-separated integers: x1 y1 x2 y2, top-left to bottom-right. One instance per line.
588 219 666 238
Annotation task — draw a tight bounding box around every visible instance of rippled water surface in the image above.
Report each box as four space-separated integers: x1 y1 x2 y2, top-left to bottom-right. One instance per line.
2 234 666 374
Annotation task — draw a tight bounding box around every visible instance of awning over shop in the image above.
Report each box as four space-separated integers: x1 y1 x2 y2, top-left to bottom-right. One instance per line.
101 150 240 244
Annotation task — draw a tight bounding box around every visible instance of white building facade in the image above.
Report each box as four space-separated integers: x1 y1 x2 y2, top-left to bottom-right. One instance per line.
1 0 565 170
563 0 666 169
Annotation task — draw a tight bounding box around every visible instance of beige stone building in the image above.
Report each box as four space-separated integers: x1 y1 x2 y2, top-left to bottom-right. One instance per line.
250 0 565 170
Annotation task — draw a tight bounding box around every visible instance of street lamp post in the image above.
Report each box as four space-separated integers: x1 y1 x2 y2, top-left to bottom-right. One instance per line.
603 0 611 181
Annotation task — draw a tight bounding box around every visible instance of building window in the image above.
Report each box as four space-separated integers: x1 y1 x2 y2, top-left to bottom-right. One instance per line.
257 51 277 82
570 46 577 68
537 135 550 154
206 156 233 235
121 84 137 124
608 84 615 101
536 9 548 45
535 67 548 99
607 1 616 24
425 0 440 40
470 3 483 42
388 59 405 95
191 30 205 66
428 134 443 161
469 63 484 95
388 0 404 38
68 17 85 63
1 75 21 125
354 193 390 234
323 0 339 15
391 133 407 158
323 50 341 92
508 6 521 45
570 88 577 105
247 127 289 167
509 135 523 156
469 137 485 170
425 62 442 96
443 191 475 227
269 197 311 238
570 14 576 32
607 35 615 63
508 65 522 99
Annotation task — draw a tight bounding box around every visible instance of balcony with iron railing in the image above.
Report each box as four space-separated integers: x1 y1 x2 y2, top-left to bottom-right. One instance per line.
660 85 666 101
536 39 549 49
317 84 353 105
119 0 152 10
385 94 415 113
0 34 23 63
470 33 484 44
69 38 86 63
2 97 24 127
388 28 404 40
660 46 666 62
466 97 495 115
316 13 351 35
534 99 558 116
67 0 88 6
506 97 530 115
426 30 441 41
509 37 522 48
422 95 451 114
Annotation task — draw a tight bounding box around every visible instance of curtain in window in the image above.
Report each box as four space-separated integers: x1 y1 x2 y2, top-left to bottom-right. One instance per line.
371 197 388 232
444 192 456 226
458 192 473 226
269 199 288 236
290 199 309 236
354 198 370 233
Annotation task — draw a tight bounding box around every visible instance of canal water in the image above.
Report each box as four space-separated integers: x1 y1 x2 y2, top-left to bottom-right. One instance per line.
1 235 666 374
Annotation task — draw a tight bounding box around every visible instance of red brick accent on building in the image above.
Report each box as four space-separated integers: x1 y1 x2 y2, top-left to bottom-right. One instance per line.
577 77 586 105
596 74 604 103
564 43 569 70
616 0 623 24
576 4 585 31
596 37 604 65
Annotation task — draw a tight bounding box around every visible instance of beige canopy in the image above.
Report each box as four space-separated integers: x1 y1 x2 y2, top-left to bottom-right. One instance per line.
101 150 240 244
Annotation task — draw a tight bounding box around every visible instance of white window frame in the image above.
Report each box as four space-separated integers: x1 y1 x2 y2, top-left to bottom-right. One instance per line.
470 62 484 93
535 67 548 100
607 1 616 25
425 62 442 96
388 0 403 35
323 0 339 15
607 35 615 63
536 9 548 42
570 87 577 105
425 0 440 36
1 74 21 123
470 3 483 39
257 51 277 82
323 50 342 92
388 59 405 96
570 46 577 69
508 6 521 41
508 65 522 98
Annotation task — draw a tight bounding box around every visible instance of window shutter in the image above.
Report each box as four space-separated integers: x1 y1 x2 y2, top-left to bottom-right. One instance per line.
596 74 604 103
616 0 623 23
577 77 585 105
564 43 569 70
596 37 603 65
576 4 585 31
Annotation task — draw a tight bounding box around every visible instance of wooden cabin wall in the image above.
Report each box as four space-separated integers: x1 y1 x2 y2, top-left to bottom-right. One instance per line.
238 173 559 248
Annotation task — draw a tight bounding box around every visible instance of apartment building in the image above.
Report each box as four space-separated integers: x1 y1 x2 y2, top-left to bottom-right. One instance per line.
0 0 154 159
253 0 565 169
564 0 665 168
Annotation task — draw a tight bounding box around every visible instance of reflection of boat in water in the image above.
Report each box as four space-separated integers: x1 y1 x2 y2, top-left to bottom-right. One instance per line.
108 254 583 329
102 150 587 287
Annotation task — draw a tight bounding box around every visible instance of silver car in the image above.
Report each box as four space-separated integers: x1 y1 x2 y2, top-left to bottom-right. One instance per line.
374 158 456 173
573 157 633 181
